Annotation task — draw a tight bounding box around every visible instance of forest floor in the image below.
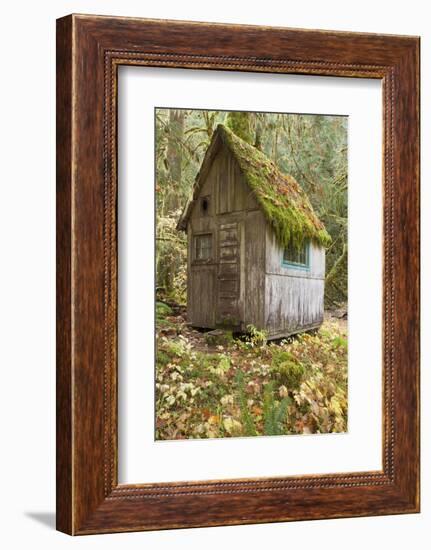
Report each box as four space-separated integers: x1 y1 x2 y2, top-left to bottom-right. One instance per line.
155 302 348 440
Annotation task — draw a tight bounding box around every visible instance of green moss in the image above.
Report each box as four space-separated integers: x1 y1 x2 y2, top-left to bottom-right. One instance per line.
156 301 173 320
217 124 331 249
225 112 254 145
270 350 305 391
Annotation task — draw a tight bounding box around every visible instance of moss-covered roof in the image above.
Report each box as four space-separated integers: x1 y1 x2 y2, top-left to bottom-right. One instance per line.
180 124 331 249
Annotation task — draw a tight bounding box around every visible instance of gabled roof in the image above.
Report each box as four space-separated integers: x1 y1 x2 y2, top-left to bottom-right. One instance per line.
178 124 331 249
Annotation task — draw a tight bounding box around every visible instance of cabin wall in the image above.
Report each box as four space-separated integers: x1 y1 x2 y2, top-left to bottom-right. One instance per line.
264 228 325 338
187 146 261 329
243 210 266 330
186 163 217 328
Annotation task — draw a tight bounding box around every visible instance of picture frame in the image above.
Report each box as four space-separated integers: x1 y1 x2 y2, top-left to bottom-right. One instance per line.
56 14 420 535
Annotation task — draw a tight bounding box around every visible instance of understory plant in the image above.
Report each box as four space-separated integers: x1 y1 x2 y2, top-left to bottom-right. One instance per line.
263 382 291 436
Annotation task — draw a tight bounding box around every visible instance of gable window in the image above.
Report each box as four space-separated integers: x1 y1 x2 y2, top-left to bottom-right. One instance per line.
282 241 310 269
194 234 212 261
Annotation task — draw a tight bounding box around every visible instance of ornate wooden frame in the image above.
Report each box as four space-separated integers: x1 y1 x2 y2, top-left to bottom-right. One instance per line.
56 14 420 535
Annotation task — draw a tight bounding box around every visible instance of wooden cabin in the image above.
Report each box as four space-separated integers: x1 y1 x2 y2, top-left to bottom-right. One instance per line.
177 124 331 339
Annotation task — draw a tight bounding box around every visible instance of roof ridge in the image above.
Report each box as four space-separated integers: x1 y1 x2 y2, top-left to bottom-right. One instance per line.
215 124 331 249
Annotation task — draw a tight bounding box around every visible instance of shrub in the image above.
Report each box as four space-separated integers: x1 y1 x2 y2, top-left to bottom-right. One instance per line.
246 324 268 347
156 350 171 366
156 301 173 320
208 355 231 376
164 336 192 358
332 336 347 350
270 349 305 391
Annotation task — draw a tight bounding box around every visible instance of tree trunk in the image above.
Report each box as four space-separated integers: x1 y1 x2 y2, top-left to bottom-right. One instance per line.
225 111 254 144
166 109 184 211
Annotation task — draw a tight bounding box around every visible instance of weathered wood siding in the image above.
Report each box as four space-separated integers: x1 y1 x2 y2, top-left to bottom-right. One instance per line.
243 210 266 330
187 146 260 329
216 221 241 326
187 169 216 327
264 229 325 338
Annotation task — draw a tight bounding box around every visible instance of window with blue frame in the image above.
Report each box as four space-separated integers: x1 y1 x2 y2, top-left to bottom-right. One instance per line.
282 241 310 269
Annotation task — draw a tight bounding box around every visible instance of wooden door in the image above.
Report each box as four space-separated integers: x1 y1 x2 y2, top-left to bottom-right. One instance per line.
189 266 216 328
216 222 240 327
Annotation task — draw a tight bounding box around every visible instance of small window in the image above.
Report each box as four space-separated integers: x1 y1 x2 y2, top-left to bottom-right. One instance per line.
283 241 310 269
200 196 210 215
194 234 212 261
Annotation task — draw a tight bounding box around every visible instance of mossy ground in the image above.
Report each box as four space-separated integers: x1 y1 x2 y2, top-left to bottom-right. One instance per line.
155 304 348 440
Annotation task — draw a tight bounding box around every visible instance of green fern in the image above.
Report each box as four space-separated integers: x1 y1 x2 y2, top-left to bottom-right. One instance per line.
263 382 291 436
235 371 257 437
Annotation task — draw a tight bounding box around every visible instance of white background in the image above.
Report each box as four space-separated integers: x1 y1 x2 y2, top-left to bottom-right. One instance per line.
118 68 382 483
0 0 428 548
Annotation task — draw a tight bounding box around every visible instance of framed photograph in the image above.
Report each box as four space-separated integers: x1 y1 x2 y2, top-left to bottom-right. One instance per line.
56 14 420 535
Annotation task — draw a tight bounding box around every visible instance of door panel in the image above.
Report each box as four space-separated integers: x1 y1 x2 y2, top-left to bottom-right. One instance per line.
189 266 216 328
217 223 240 326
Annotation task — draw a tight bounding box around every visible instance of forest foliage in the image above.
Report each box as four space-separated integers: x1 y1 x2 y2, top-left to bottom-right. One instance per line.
156 305 347 440
155 108 348 307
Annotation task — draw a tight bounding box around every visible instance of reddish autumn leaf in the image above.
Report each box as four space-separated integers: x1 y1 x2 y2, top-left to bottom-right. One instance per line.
201 408 211 420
